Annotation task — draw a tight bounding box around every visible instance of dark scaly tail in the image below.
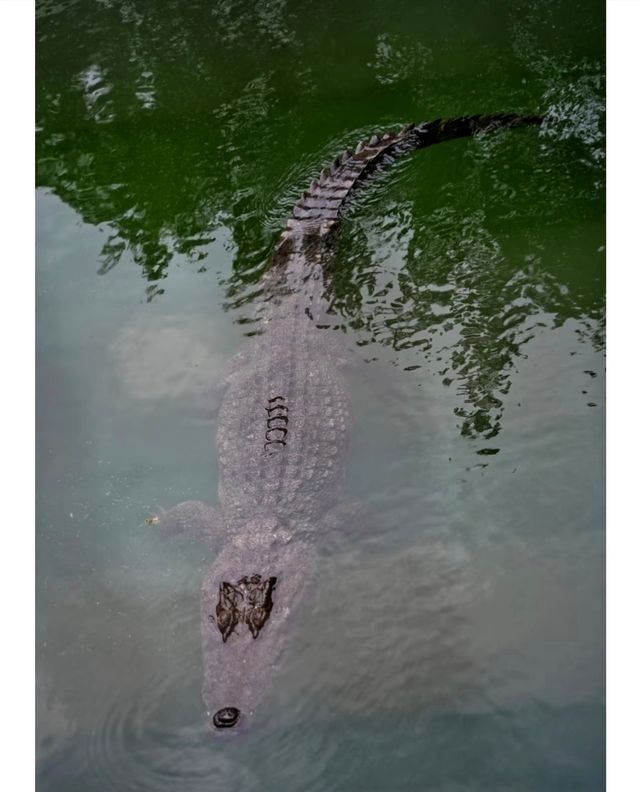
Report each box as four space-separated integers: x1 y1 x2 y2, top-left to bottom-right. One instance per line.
270 113 542 265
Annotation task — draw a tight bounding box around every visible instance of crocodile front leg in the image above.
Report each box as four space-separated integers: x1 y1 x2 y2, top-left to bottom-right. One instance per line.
146 500 223 543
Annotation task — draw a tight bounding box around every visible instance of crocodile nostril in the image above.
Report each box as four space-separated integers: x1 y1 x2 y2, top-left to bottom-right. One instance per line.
213 707 240 728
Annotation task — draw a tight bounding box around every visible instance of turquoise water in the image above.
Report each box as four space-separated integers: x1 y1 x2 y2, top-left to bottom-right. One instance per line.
36 1 605 789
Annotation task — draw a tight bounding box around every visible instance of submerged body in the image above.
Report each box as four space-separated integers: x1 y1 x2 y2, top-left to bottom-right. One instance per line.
217 266 351 534
201 251 352 731
154 114 543 733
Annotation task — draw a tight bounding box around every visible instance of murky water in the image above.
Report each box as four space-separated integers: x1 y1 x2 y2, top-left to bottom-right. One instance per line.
36 1 605 789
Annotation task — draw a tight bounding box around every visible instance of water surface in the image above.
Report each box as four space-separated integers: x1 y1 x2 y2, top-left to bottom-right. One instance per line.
36 1 605 789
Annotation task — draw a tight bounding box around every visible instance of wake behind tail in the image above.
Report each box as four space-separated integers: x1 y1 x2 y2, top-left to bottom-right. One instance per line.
270 113 543 267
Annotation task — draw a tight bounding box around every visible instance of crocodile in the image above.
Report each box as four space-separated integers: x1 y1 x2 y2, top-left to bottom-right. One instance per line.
151 113 543 733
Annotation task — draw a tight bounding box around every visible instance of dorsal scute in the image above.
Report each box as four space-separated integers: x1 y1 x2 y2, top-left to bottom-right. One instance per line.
282 125 410 240
270 113 543 269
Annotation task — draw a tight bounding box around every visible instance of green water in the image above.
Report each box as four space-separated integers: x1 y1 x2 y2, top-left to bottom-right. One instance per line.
36 1 605 790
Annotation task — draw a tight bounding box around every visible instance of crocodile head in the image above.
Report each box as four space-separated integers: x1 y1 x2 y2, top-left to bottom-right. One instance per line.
200 540 312 734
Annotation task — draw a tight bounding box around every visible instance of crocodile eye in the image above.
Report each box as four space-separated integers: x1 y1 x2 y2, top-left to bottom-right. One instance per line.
213 707 240 728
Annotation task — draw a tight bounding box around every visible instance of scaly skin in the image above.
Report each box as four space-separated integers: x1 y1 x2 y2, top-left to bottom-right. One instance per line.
154 113 543 734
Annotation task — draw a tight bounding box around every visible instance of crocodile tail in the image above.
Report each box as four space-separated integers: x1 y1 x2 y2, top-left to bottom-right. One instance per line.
271 113 542 262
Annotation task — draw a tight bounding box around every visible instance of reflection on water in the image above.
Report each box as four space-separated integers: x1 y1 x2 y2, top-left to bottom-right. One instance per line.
37 0 604 790
328 189 604 442
36 0 604 443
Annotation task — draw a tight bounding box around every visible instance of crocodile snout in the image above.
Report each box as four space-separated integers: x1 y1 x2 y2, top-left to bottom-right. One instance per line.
213 707 240 728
